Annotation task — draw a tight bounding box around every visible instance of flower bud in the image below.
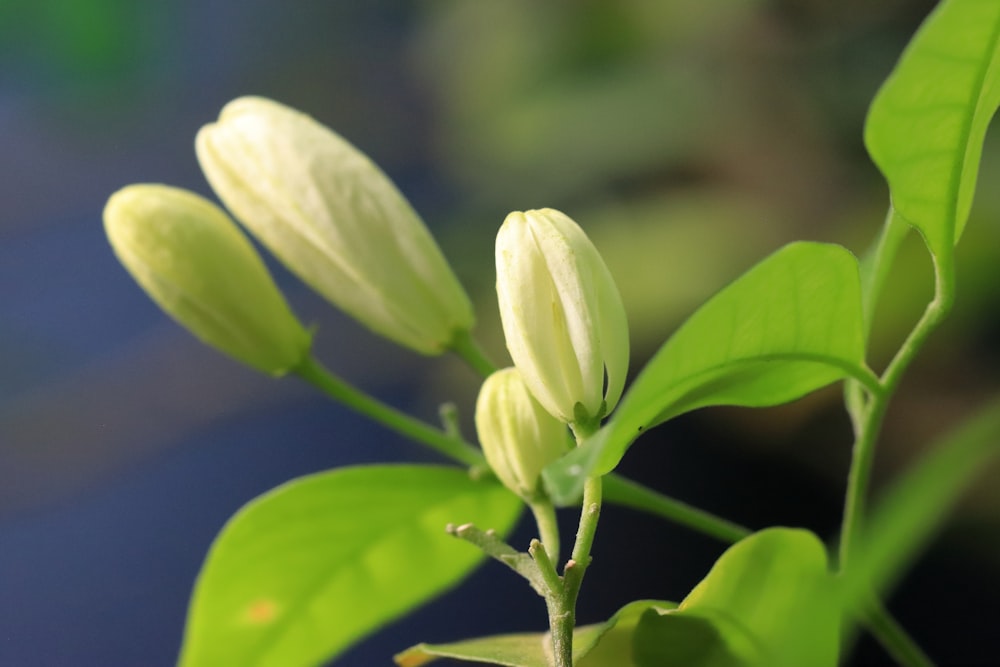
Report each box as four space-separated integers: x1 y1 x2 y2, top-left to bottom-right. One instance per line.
475 368 572 499
495 208 629 425
195 96 475 355
103 184 311 376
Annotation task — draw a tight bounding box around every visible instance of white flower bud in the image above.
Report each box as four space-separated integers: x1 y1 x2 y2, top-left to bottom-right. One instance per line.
475 368 572 499
104 184 311 376
495 209 629 425
196 96 475 355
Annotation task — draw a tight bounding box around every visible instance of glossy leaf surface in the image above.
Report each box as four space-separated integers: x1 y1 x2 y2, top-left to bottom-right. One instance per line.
637 528 838 667
545 242 867 503
632 609 749 667
865 0 1000 257
394 600 675 667
179 465 522 667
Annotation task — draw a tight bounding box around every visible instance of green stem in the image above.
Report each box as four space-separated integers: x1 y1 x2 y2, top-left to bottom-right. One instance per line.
545 590 575 667
859 208 911 339
839 247 954 573
294 355 484 467
447 523 547 596
546 475 602 667
845 208 910 443
567 476 603 585
861 601 934 667
450 329 499 377
529 498 561 564
838 234 954 666
543 418 605 667
299 336 931 665
299 347 749 547
603 473 752 543
529 539 563 596
839 211 947 666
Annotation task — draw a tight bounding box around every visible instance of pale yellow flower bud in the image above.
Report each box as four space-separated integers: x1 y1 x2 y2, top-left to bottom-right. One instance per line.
495 209 629 426
475 368 571 499
103 184 311 376
195 96 474 355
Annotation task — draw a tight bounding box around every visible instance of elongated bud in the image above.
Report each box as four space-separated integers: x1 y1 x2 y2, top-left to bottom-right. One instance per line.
495 208 629 426
104 184 311 376
475 368 571 499
196 96 475 355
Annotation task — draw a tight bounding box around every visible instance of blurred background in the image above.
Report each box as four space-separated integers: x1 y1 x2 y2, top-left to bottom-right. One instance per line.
2 0 999 664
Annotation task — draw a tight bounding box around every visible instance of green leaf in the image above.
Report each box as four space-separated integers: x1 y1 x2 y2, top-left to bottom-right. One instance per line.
178 465 522 667
394 600 676 667
636 528 839 667
841 396 1000 617
395 631 550 667
545 242 868 503
576 600 678 667
631 609 752 667
865 0 1000 258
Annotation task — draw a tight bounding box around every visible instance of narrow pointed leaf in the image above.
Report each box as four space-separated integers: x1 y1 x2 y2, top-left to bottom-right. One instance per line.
545 242 867 503
179 465 521 667
865 0 1000 257
394 600 675 667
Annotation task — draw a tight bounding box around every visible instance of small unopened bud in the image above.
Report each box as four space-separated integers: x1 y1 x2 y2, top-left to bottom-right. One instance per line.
196 96 474 355
495 209 629 426
103 184 311 376
475 368 571 499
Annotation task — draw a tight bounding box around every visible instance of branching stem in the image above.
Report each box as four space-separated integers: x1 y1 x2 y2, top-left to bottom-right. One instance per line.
840 244 954 573
838 223 955 667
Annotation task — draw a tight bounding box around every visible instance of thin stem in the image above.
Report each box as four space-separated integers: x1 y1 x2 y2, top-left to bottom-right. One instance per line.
546 475 602 667
450 329 499 377
861 600 934 667
859 208 911 339
298 350 758 547
838 212 946 666
567 476 603 585
838 238 955 666
294 355 484 467
839 398 886 573
529 498 561 564
603 473 751 543
446 523 546 596
538 417 606 667
529 539 563 595
844 208 910 466
839 247 954 573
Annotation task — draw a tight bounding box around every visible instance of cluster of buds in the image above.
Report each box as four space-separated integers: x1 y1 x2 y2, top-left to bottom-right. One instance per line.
479 208 629 498
104 97 629 502
494 208 629 428
105 96 475 376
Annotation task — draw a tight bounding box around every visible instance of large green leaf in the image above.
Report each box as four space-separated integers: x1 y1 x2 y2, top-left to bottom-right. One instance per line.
178 465 522 667
393 600 675 667
865 0 1000 258
545 242 868 503
635 528 839 667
